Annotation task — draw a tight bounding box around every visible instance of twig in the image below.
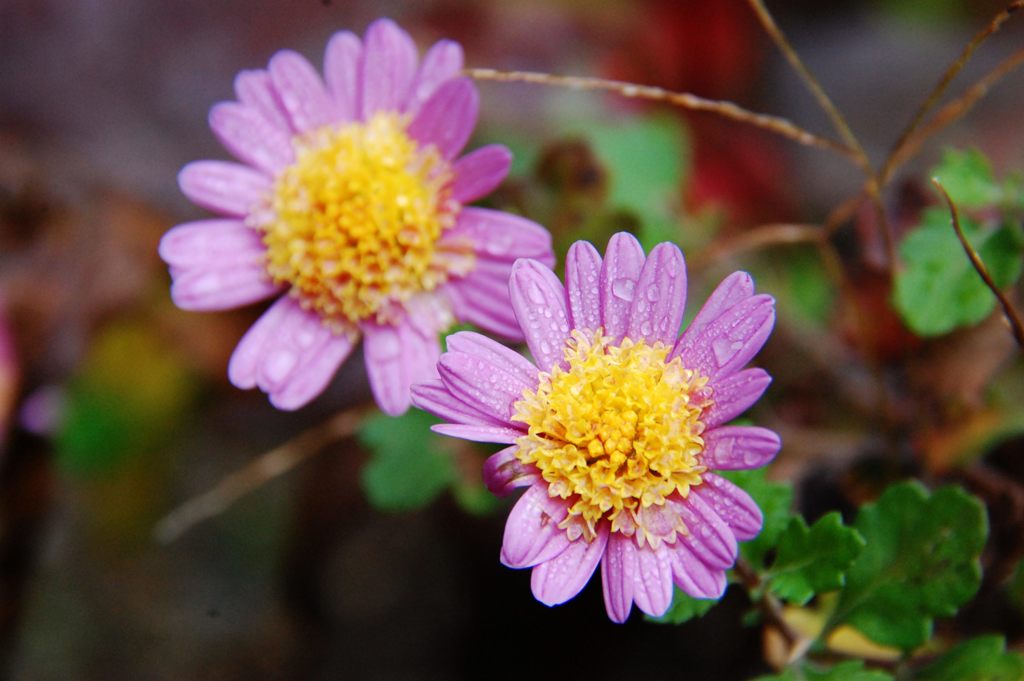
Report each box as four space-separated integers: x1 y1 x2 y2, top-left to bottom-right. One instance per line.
734 558 809 662
745 0 871 171
931 177 1024 349
465 68 856 159
744 0 897 275
154 405 373 544
691 222 823 271
881 1 1024 184
886 48 1024 182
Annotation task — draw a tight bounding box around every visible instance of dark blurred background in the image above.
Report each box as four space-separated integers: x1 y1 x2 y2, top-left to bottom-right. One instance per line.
1 1 1023 679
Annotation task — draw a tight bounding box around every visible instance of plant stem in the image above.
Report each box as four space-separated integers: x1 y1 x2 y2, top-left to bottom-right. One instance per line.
931 178 1024 349
154 404 374 543
464 68 856 159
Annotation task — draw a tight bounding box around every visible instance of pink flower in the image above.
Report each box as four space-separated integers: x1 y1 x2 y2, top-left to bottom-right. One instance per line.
159 19 553 414
412 232 779 622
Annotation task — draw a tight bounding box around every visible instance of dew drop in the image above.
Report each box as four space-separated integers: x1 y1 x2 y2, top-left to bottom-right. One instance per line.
711 338 743 365
611 278 635 301
646 285 660 302
640 321 653 337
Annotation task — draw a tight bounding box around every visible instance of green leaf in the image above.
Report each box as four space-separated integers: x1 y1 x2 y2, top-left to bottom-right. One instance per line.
830 482 987 650
754 660 893 681
932 148 1001 209
648 587 719 624
359 409 456 511
768 513 865 605
584 116 690 250
893 207 1024 336
915 636 1024 681
721 469 794 570
57 322 198 476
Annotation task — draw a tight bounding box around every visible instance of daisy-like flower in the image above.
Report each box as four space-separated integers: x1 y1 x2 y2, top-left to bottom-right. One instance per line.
159 19 552 414
412 232 780 622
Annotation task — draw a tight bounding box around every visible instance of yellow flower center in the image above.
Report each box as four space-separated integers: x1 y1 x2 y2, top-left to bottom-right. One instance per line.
259 112 470 328
512 329 713 546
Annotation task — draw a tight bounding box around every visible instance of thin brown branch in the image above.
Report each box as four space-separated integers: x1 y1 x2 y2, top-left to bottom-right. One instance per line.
886 48 1024 181
745 0 871 172
691 223 823 271
465 68 856 159
881 1 1024 184
154 405 374 544
744 1 899 275
734 558 808 662
931 178 1024 349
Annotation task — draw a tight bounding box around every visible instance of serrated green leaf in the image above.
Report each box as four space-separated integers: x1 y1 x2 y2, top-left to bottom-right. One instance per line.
894 208 1023 336
932 148 1001 208
915 635 1024 681
768 513 865 605
721 469 794 569
830 482 987 650
358 410 456 511
754 660 893 681
648 587 719 624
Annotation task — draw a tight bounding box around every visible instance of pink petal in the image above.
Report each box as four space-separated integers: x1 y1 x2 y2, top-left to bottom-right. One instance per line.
564 240 603 332
684 271 754 340
360 18 417 118
445 207 554 263
437 351 530 424
446 279 523 340
701 425 781 470
407 77 478 160
411 379 506 427
672 294 775 379
500 485 571 568
703 368 772 428
600 232 646 343
227 296 356 409
530 524 609 606
483 446 540 496
626 241 687 346
170 266 279 312
406 39 464 116
670 543 728 599
159 219 264 268
209 102 294 174
178 160 270 217
692 474 763 541
234 69 290 132
672 493 738 569
451 145 512 204
632 544 675 617
430 423 522 444
323 30 361 122
268 49 335 133
601 533 638 623
363 319 440 416
509 259 571 372
444 331 537 388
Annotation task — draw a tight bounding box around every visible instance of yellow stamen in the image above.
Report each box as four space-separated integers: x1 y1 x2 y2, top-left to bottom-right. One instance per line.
259 112 472 328
512 329 713 547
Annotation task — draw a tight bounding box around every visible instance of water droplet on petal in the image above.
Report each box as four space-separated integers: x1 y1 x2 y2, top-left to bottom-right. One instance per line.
646 285 659 302
611 278 635 301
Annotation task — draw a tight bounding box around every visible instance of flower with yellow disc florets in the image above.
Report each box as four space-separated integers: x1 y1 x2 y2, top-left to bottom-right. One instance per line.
159 19 552 414
413 232 780 622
